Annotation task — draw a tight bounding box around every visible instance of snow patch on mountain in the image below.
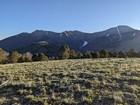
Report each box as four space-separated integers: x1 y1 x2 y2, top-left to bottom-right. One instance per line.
133 33 136 37
106 34 110 37
117 26 122 38
82 41 88 47
64 31 68 36
60 34 63 37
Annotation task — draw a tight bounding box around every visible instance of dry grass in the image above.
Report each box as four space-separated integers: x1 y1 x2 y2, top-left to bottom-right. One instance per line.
0 58 140 105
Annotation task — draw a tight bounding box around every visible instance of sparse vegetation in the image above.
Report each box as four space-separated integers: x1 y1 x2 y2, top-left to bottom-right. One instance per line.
0 58 140 105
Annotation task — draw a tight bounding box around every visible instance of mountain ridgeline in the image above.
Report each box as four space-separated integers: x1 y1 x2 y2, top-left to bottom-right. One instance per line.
0 25 140 55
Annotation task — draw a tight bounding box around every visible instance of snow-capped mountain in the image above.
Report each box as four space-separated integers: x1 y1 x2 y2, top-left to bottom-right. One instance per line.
0 25 140 53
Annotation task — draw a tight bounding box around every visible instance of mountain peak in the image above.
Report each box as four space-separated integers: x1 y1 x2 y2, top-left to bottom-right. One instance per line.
0 25 139 52
116 25 135 33
117 25 134 29
32 30 46 33
105 25 135 35
32 30 47 35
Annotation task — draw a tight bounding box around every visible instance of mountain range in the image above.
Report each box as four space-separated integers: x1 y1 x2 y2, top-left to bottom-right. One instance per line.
0 25 140 55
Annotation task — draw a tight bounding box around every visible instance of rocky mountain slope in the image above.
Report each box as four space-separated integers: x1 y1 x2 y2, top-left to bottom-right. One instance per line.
0 25 140 53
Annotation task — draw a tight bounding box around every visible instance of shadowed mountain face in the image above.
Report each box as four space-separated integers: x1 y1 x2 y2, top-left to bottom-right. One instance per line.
17 41 59 56
0 25 140 53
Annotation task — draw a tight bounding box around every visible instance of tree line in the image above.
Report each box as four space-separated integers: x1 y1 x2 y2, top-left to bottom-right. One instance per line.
0 48 49 64
59 45 139 59
0 45 139 64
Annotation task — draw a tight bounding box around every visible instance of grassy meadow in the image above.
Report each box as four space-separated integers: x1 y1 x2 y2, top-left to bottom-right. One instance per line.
0 58 140 105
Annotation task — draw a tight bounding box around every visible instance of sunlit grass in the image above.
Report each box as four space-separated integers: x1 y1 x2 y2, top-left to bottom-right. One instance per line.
0 58 140 104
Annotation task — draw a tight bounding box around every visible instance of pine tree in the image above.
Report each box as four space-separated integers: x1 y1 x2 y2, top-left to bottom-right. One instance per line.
38 53 48 61
76 51 83 59
69 50 76 59
32 53 39 61
91 52 100 58
24 52 33 61
59 45 70 59
99 49 109 58
84 52 92 58
9 51 21 63
112 52 118 58
18 56 25 63
128 48 137 57
118 51 126 58
0 48 6 63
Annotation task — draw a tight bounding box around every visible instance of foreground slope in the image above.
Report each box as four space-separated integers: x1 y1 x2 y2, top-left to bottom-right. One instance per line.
0 59 140 105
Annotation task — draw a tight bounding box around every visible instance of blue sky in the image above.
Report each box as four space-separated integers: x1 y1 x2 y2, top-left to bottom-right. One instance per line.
0 0 140 40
